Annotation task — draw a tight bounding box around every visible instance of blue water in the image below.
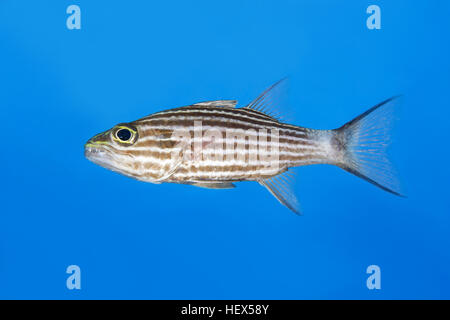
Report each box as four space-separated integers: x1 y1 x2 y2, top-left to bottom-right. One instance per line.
1 1 449 299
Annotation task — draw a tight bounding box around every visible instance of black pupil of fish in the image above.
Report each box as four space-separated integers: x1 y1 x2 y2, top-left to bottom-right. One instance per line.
117 129 131 141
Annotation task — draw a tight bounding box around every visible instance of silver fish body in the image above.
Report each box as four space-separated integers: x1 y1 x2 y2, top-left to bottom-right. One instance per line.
85 80 402 213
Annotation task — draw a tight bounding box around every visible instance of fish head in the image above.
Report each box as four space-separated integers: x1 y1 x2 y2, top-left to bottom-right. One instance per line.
85 121 182 181
84 122 144 178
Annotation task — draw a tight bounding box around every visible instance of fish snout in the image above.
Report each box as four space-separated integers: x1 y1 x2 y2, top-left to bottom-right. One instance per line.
84 132 112 162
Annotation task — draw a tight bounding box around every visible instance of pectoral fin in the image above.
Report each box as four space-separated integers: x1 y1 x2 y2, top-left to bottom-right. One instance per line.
258 171 300 215
154 161 183 182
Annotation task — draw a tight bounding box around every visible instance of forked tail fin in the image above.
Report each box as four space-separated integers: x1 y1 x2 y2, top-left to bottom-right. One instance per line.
334 96 404 197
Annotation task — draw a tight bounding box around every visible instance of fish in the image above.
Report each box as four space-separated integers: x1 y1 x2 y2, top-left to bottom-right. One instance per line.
85 79 403 214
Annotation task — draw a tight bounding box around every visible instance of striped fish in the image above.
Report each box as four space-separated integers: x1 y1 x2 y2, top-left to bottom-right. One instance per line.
85 80 403 214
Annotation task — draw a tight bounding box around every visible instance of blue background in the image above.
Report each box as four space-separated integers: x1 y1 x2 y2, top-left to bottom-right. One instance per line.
0 1 449 299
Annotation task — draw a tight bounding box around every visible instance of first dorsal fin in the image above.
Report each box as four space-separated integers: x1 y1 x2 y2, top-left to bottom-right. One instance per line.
192 100 237 108
243 78 289 121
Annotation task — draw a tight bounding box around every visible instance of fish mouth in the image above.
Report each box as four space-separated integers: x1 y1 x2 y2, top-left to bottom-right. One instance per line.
84 143 116 171
85 143 137 179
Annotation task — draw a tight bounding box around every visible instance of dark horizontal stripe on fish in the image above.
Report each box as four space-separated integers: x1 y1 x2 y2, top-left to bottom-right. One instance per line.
163 154 327 177
136 108 308 136
111 145 320 165
143 105 281 124
137 118 311 142
136 129 317 149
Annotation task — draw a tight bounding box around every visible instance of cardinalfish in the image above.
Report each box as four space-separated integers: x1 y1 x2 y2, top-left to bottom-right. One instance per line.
85 79 403 214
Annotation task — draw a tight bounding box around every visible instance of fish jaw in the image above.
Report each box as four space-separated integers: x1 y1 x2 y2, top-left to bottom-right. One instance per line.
84 129 126 175
84 141 117 171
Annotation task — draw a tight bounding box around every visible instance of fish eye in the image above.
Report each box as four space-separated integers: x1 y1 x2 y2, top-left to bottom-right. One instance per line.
116 128 132 141
112 125 137 144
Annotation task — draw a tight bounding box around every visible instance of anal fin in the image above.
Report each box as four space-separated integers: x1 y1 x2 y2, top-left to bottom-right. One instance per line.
258 170 300 215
